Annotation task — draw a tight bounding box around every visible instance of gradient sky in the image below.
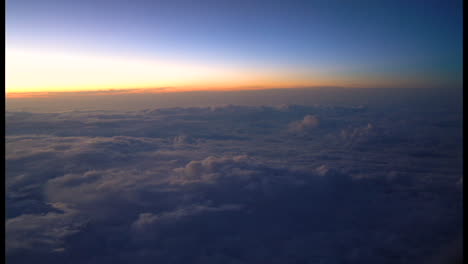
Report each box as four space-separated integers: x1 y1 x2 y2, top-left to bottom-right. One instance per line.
6 0 463 93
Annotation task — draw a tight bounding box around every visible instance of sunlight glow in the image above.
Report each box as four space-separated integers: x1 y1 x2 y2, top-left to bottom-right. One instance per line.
5 49 329 94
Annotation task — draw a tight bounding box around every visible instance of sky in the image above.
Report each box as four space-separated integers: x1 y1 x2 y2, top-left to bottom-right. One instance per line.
5 2 464 262
5 0 463 94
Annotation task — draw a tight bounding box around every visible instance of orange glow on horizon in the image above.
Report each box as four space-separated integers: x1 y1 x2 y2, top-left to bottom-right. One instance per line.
5 85 322 98
6 48 334 95
6 48 439 98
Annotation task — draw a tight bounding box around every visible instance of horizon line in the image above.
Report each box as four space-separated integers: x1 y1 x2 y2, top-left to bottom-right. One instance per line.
6 86 349 98
5 85 447 99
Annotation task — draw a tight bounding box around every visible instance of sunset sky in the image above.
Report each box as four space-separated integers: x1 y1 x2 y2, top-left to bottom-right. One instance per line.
5 0 463 94
5 1 463 263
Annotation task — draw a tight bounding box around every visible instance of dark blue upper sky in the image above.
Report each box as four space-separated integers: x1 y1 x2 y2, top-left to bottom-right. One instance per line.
6 0 463 92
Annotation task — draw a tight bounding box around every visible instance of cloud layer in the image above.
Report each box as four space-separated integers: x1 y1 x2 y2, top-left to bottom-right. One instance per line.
6 99 463 263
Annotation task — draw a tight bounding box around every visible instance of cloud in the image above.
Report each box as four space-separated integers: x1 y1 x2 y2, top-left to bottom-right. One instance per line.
132 204 244 232
173 134 196 145
6 203 87 253
172 155 255 182
288 114 320 134
339 123 381 147
5 102 463 264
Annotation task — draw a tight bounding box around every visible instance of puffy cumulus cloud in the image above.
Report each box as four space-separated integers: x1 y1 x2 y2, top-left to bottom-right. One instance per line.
288 115 320 134
172 155 255 182
5 102 463 264
170 155 313 200
5 135 173 207
43 167 183 221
